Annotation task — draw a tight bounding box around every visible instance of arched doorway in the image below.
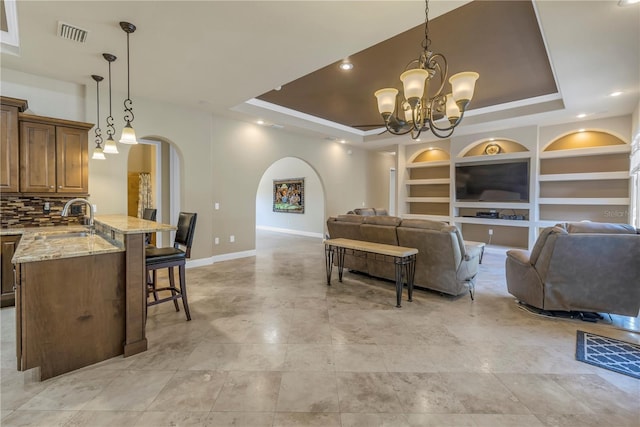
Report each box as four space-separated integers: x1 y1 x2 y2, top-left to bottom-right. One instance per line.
255 157 325 238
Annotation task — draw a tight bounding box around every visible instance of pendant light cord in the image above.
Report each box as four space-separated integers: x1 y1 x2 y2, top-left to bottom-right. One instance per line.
106 60 114 138
123 31 135 123
95 79 102 146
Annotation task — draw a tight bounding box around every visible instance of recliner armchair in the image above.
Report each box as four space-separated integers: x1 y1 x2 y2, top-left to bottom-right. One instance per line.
506 222 640 317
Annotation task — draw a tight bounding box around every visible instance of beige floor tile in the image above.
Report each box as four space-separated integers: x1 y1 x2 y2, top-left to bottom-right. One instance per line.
342 412 410 427
336 372 404 413
276 371 339 412
333 344 387 372
282 344 335 371
405 413 476 426
134 411 211 427
0 409 76 426
439 372 532 414
389 372 467 414
81 370 173 411
212 371 281 412
65 410 142 426
206 412 274 427
146 370 227 412
272 412 341 427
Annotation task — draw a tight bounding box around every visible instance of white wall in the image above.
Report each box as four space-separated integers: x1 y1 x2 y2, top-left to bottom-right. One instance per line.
256 157 324 237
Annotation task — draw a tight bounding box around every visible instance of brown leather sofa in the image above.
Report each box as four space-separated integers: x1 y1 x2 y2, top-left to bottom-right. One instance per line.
506 222 640 317
326 215 482 297
346 208 389 216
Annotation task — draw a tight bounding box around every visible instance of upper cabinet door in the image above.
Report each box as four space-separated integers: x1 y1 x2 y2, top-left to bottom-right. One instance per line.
0 105 20 192
56 126 88 193
19 121 56 193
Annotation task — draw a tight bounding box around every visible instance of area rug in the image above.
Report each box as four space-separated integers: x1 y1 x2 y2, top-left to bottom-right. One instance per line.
576 330 640 379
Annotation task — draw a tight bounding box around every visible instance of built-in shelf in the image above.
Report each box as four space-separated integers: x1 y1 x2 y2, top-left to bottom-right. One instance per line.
406 197 450 203
453 217 531 227
539 144 630 159
538 171 629 181
454 151 531 163
406 160 450 169
454 201 532 209
406 178 451 185
538 197 630 205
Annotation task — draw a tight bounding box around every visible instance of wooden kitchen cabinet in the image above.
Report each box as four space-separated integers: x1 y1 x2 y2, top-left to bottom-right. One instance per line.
0 97 28 193
18 114 92 194
15 252 126 380
0 234 21 307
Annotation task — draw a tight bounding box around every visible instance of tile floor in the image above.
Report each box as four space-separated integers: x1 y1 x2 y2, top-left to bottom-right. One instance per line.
1 230 639 426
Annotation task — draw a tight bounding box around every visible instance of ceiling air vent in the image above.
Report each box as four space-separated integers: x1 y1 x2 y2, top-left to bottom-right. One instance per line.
57 22 89 43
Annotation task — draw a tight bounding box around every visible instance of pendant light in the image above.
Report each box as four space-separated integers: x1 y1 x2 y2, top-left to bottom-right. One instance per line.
119 21 138 144
102 53 119 154
91 74 106 160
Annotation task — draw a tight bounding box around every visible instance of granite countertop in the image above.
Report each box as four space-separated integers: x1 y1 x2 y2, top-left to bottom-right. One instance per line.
94 215 176 234
11 226 124 264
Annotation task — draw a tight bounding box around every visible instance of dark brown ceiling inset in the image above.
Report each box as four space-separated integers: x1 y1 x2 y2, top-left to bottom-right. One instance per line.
258 0 557 130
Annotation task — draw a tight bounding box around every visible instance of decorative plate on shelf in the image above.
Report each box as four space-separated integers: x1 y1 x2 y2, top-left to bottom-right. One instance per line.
484 143 501 155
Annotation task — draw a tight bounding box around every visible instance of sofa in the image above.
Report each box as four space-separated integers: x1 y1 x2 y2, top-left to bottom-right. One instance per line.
346 207 389 216
506 221 640 317
326 215 482 297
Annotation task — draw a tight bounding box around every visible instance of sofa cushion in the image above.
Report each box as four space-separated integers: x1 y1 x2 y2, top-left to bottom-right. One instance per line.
529 226 567 265
398 218 446 231
336 214 366 223
354 208 376 216
364 216 402 226
373 208 388 216
560 222 638 235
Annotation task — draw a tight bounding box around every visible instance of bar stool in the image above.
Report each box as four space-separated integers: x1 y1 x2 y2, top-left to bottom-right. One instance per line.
145 212 197 320
142 208 157 246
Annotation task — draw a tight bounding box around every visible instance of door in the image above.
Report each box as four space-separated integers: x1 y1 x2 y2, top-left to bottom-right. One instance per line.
0 105 19 192
19 121 56 193
56 126 88 193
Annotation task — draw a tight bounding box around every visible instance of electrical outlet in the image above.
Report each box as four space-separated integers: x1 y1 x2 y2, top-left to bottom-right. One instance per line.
230 235 235 243
214 237 219 245
214 202 219 210
43 202 50 212
488 229 494 236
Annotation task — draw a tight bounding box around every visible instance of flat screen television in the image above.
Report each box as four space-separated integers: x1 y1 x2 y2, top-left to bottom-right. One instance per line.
455 160 530 202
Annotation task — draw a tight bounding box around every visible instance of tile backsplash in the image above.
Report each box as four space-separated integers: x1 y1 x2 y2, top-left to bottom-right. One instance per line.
1 195 86 228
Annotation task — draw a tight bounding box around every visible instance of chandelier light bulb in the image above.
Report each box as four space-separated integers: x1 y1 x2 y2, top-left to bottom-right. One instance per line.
374 88 398 115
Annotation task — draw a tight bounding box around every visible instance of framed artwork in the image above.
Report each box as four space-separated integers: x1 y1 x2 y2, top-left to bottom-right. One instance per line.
273 178 305 214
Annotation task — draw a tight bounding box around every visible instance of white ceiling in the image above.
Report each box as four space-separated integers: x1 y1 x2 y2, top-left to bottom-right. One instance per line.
2 1 639 149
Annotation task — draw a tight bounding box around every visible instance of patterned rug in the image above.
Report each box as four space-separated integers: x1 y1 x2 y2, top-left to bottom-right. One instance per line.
576 331 640 379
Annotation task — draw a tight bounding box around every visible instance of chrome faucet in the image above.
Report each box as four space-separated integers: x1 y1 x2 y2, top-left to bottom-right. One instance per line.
61 198 95 230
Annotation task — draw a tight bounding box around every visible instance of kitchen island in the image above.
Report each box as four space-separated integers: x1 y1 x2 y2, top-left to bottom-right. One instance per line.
10 215 175 380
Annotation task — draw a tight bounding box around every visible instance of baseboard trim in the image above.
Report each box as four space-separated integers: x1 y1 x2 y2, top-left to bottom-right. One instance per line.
186 250 257 269
256 225 324 239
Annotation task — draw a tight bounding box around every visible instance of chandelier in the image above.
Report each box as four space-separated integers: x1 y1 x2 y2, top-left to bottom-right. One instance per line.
374 0 479 139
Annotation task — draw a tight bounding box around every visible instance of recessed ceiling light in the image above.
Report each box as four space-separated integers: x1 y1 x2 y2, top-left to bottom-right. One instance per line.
576 113 587 119
578 128 586 132
339 62 353 71
339 139 347 144
618 0 640 6
609 91 623 97
257 120 265 125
